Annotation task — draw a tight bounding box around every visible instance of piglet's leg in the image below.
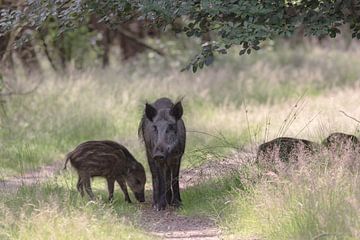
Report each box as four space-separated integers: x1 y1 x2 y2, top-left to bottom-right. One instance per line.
116 177 131 203
76 176 84 197
107 177 115 202
83 176 95 200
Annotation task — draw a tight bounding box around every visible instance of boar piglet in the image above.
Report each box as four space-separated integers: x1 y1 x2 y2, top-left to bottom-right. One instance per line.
256 137 319 163
64 140 146 203
322 132 359 152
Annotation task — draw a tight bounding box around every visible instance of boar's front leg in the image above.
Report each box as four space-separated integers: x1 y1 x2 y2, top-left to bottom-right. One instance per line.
165 167 172 205
152 174 159 208
116 177 131 203
171 160 182 207
157 165 167 211
147 155 159 209
106 177 115 202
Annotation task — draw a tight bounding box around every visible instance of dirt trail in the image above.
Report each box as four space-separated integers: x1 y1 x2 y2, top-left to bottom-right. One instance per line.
179 151 254 189
0 161 63 194
139 203 220 240
0 151 255 240
137 151 254 240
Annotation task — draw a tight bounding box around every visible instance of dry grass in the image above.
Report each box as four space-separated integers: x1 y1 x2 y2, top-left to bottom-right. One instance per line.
181 139 360 239
178 140 360 239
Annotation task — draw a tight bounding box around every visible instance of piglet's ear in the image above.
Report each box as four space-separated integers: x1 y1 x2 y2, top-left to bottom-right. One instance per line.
126 163 137 174
145 103 157 122
170 101 183 120
132 163 137 170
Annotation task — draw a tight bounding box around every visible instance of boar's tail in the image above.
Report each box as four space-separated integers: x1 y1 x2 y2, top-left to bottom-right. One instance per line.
63 156 71 170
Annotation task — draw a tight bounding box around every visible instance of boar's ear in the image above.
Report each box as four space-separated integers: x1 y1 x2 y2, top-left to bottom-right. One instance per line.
170 101 183 120
145 103 157 121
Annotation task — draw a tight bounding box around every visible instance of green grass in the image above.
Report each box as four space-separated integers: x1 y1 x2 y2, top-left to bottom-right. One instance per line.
180 174 251 218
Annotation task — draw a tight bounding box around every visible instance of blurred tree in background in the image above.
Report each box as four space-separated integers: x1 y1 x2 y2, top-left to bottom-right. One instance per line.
0 0 359 75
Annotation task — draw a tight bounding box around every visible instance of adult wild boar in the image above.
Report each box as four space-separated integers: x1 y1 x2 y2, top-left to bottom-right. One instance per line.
139 98 186 210
64 140 146 203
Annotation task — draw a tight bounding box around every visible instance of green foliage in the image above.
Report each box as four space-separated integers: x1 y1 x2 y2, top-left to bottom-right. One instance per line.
1 0 360 71
41 19 99 69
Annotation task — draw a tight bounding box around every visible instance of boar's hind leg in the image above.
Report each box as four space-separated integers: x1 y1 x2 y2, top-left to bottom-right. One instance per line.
106 177 115 202
83 176 95 200
116 177 131 203
171 161 182 207
77 177 84 197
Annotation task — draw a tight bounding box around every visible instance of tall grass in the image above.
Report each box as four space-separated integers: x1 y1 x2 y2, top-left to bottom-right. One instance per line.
225 150 360 239
180 141 360 239
2 45 360 177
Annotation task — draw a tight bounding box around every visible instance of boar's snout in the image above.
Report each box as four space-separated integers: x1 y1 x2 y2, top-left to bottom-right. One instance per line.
135 192 145 202
152 145 169 161
153 153 165 161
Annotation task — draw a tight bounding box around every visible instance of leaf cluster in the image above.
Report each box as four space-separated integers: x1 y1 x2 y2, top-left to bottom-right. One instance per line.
1 0 360 71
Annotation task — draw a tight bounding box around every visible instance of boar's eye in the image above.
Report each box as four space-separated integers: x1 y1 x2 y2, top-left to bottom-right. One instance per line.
168 124 176 132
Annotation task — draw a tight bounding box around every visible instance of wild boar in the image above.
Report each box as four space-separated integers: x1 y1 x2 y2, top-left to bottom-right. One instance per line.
256 137 319 163
322 132 359 151
138 98 186 211
64 140 146 203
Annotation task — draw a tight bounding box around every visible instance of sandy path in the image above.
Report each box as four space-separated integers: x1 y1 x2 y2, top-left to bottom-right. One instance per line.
138 203 220 240
0 161 63 194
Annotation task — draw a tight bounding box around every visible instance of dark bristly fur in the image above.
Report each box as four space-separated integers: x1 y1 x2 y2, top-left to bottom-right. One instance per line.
64 140 146 203
256 137 319 163
257 133 360 165
139 97 186 211
322 132 359 151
